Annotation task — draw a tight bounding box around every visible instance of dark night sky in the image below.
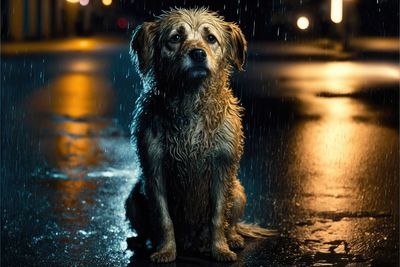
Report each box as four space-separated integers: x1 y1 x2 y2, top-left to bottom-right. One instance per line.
115 0 399 40
1 0 398 41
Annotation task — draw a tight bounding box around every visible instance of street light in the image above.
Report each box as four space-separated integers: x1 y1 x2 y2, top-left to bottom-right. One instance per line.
79 0 89 6
102 0 112 6
331 0 343 23
297 16 310 30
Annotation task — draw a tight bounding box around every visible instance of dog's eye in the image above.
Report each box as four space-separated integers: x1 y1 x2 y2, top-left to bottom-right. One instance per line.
207 34 217 44
169 34 182 43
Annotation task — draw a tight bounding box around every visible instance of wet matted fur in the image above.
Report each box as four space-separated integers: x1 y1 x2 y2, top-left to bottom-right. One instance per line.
126 8 270 263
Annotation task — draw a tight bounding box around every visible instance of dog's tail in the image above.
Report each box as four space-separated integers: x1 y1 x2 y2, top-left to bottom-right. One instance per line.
236 223 278 238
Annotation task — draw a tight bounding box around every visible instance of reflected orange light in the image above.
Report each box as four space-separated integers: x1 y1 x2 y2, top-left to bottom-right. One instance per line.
67 60 98 73
40 74 113 118
102 0 112 6
289 95 398 250
280 62 400 95
28 73 114 176
53 179 96 212
289 99 359 248
54 123 105 172
293 98 361 209
1 38 101 54
291 62 400 82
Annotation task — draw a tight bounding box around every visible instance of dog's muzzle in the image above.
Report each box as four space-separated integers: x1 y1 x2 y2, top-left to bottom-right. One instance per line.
187 48 209 79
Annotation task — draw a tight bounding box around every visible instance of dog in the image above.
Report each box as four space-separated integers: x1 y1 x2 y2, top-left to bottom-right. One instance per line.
126 8 271 263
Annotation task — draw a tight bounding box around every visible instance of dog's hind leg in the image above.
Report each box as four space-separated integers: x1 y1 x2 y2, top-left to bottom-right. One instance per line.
126 180 150 250
125 181 150 243
226 179 246 250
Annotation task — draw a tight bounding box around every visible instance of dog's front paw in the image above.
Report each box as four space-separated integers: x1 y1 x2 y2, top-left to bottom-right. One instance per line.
228 234 245 250
150 249 176 263
212 246 237 262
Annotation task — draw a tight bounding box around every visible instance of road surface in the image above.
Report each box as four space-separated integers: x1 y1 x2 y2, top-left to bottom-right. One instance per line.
1 39 398 266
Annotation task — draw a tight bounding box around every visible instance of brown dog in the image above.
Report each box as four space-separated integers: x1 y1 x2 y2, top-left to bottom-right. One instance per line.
126 8 269 263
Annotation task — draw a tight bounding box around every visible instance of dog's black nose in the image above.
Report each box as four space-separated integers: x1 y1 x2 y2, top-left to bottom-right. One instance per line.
189 49 207 62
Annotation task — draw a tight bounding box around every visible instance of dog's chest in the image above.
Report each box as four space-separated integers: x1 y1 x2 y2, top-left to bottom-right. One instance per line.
166 114 212 165
164 114 214 226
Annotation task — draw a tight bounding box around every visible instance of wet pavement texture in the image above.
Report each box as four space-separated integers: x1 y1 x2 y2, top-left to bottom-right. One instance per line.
1 41 399 266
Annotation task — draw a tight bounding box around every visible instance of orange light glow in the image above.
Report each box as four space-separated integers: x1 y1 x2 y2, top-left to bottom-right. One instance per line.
78 40 90 49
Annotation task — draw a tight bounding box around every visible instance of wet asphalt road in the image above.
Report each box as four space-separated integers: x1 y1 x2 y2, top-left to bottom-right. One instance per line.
1 41 399 266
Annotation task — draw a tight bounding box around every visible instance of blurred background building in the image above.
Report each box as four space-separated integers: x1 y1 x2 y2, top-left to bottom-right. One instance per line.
1 0 130 41
1 0 398 42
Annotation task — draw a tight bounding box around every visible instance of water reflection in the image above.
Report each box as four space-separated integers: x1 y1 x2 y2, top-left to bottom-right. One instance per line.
1 38 117 54
28 73 114 177
246 61 400 96
240 59 398 263
23 59 135 265
293 97 367 212
285 61 399 94
27 71 114 244
31 73 114 118
287 86 398 259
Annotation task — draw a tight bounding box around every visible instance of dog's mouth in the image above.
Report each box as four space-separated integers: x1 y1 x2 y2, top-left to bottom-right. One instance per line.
186 66 210 80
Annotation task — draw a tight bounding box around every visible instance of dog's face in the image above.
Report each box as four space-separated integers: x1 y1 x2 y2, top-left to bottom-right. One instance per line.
161 20 224 80
131 8 247 87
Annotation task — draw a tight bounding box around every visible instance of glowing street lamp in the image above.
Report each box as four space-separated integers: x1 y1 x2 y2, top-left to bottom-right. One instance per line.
79 0 89 6
66 0 79 3
297 16 309 30
102 0 112 6
331 0 343 23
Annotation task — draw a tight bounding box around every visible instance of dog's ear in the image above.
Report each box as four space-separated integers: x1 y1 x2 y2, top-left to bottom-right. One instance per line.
130 22 157 76
225 23 247 71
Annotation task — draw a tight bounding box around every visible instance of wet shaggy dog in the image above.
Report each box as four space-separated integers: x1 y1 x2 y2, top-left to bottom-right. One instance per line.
126 8 270 263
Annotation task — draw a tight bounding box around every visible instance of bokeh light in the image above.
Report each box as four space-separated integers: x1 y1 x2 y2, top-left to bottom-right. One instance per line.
297 16 310 30
102 0 112 6
117 18 128 29
331 0 343 23
79 0 89 6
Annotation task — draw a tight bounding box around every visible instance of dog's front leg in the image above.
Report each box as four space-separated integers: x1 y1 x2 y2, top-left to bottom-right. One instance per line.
210 163 237 262
148 178 176 263
142 130 176 263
